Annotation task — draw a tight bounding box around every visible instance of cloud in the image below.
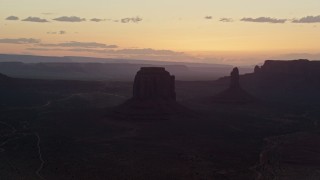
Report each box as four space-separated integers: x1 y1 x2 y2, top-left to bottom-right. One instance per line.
26 47 184 56
292 15 320 23
49 48 184 56
22 17 49 23
42 13 56 15
241 17 287 23
120 17 143 23
90 18 105 22
204 16 212 20
53 16 86 22
6 16 19 21
47 31 66 35
38 41 118 48
111 48 184 56
0 38 40 44
220 18 233 22
26 48 63 51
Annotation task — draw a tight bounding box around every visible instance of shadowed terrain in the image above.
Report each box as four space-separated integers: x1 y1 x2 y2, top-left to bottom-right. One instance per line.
0 60 319 180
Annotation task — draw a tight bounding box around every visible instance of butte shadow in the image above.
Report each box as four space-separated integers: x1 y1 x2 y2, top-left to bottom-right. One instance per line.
112 67 191 120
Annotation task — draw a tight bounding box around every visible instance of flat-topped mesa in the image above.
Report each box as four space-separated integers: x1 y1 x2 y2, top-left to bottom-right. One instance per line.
112 67 189 120
230 67 240 89
257 59 320 75
133 67 176 101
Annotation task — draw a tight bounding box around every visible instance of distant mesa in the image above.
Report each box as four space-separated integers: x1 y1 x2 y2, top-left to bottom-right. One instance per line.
252 59 320 89
113 67 187 120
255 59 320 75
211 67 255 104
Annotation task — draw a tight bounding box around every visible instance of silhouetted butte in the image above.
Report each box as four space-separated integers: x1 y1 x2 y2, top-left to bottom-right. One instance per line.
133 67 176 101
113 67 187 120
211 67 255 104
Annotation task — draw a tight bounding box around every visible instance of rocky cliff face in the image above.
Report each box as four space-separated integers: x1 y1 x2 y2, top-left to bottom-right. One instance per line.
133 67 176 101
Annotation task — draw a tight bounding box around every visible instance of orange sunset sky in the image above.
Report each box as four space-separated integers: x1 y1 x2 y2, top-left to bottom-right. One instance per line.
1 0 320 65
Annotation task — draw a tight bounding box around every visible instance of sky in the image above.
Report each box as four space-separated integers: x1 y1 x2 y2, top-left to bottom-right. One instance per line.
1 0 320 65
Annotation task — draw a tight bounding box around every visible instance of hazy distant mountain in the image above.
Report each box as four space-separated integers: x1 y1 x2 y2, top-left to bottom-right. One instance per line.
67 56 232 68
0 61 236 81
0 54 231 67
0 54 254 81
0 54 72 63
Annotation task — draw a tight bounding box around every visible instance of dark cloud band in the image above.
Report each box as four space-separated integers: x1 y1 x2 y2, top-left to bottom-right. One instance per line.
241 17 287 23
6 16 19 21
22 17 49 23
220 18 233 22
292 15 320 23
120 17 142 23
53 16 86 22
0 38 40 44
37 41 118 49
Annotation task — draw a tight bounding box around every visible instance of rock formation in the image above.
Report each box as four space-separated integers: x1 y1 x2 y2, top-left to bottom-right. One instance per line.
252 59 320 90
254 65 261 74
113 67 187 120
211 67 255 104
230 67 240 89
133 67 176 101
255 59 320 76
